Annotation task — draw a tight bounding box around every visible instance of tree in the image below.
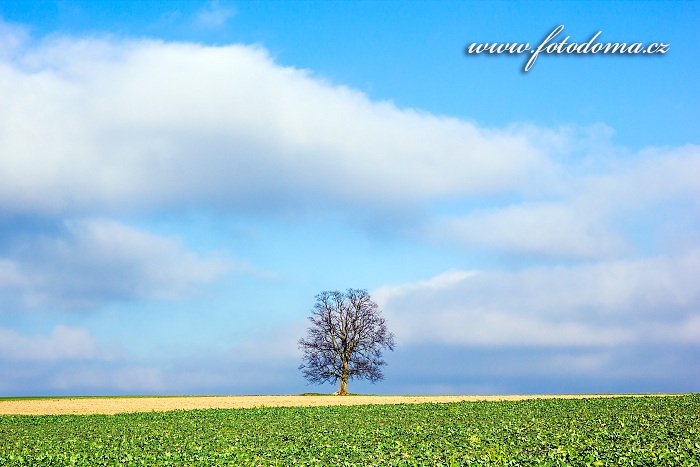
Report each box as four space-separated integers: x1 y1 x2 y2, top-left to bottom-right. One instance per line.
298 289 395 395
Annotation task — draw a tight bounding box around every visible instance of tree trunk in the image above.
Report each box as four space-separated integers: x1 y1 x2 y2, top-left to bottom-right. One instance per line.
338 359 349 395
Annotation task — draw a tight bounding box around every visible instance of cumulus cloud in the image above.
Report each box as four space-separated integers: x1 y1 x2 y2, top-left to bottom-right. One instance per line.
0 34 562 217
375 250 700 348
0 219 229 310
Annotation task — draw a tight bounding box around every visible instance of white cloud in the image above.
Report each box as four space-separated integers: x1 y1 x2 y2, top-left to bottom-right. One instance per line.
0 35 561 216
0 317 297 395
434 143 700 258
0 325 114 360
0 324 166 394
374 270 478 299
585 145 700 209
195 0 237 28
0 260 28 289
436 202 628 258
2 33 697 263
375 249 700 348
0 19 28 58
0 324 168 395
0 219 229 309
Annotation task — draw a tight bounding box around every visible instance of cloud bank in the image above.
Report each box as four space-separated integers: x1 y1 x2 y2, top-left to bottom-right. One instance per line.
0 219 228 310
371 255 700 394
376 251 700 348
1 31 564 217
1 29 697 260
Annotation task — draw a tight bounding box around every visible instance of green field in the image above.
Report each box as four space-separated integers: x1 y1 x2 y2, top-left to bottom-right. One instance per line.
1 395 698 466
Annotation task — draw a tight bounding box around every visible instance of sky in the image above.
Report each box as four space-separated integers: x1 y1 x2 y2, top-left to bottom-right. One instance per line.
0 0 698 396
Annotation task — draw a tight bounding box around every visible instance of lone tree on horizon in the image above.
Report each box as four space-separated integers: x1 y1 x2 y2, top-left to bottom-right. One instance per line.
298 289 395 395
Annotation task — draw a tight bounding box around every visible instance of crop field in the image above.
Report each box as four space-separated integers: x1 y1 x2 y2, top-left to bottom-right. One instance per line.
1 394 698 466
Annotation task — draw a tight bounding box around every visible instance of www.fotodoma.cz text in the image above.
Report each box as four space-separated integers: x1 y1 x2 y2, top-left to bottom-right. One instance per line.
465 25 669 72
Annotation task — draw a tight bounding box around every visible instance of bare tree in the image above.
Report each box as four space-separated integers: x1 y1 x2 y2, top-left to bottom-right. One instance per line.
298 289 395 395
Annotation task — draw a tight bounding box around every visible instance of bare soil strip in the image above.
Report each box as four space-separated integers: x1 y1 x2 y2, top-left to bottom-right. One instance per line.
0 394 673 415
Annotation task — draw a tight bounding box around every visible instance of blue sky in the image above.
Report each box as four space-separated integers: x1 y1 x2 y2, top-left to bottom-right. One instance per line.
0 0 698 396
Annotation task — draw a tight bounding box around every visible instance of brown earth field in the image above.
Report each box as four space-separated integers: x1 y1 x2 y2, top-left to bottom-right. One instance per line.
0 394 675 416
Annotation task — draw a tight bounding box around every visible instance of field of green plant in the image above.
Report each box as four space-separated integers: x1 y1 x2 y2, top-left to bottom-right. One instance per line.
1 395 698 466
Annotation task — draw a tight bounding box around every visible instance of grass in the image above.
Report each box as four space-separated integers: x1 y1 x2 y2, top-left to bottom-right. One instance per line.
1 394 698 466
